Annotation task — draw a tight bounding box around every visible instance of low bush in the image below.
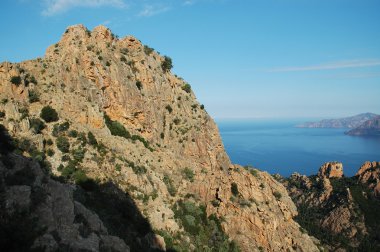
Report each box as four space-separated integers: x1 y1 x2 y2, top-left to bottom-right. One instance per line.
29 118 45 134
87 131 98 146
161 56 173 72
182 83 191 93
10 76 22 86
40 106 58 123
56 136 70 153
28 90 40 103
104 114 131 139
182 167 195 182
231 182 239 196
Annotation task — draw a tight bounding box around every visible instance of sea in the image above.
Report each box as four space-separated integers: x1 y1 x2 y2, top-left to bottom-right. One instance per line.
216 119 380 177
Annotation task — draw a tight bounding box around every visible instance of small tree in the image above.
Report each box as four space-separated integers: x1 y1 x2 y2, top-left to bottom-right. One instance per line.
40 106 58 122
161 56 173 72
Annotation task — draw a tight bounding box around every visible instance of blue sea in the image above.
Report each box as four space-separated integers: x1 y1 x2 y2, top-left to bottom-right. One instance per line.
217 119 380 177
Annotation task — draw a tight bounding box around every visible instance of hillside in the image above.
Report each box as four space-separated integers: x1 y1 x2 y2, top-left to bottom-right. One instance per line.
0 25 320 251
345 116 380 136
296 113 378 128
280 161 380 251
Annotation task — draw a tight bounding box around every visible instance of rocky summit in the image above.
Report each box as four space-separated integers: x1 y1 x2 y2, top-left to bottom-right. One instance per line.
0 25 321 251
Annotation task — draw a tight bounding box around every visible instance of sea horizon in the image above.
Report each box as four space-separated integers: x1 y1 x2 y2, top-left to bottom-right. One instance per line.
216 118 380 177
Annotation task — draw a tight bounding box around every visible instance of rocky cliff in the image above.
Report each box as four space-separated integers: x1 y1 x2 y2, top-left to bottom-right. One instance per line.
282 161 380 251
0 24 320 251
345 116 380 136
296 113 378 128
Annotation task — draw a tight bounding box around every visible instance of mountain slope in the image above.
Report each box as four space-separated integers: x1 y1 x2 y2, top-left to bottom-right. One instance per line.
296 113 378 128
0 24 320 251
345 116 380 136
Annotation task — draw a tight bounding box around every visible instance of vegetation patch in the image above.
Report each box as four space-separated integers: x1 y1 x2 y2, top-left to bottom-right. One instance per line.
40 106 59 123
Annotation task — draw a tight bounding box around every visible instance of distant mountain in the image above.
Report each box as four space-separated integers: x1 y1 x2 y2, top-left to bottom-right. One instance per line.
346 116 380 136
296 113 379 128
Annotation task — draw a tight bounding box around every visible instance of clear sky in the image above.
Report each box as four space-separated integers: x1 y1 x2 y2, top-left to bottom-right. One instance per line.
1 0 380 119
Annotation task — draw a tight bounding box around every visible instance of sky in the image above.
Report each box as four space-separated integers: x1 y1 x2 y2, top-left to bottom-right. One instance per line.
1 0 380 119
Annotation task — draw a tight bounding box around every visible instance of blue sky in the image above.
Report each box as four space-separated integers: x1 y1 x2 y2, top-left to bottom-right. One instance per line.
1 0 380 119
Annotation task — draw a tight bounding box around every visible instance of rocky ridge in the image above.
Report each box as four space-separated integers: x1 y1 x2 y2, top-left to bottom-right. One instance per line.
0 25 320 251
296 113 378 128
345 116 380 136
283 161 380 251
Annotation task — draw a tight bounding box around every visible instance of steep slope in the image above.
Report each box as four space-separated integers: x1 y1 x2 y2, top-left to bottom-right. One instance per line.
296 113 378 128
282 162 380 251
0 24 320 251
345 116 380 136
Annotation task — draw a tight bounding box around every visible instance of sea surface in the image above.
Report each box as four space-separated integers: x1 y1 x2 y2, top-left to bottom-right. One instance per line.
216 119 380 177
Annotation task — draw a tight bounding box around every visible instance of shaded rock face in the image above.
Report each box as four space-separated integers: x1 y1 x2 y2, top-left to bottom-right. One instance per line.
284 161 380 251
346 116 380 136
317 162 343 179
0 24 321 251
0 153 133 251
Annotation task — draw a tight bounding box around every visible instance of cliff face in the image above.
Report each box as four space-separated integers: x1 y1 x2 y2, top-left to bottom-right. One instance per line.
296 113 378 128
345 116 380 136
283 161 380 251
0 24 320 251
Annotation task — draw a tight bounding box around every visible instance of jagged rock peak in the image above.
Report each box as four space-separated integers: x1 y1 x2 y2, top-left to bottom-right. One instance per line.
318 161 344 178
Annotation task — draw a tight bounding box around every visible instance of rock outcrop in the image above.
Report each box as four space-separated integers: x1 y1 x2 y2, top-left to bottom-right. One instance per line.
0 24 321 251
284 161 380 251
317 162 343 179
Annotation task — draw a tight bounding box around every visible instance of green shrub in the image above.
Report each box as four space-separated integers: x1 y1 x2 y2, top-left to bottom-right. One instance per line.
182 83 191 93
120 56 127 62
77 132 87 146
104 114 131 139
115 164 122 171
72 148 85 163
136 81 142 90
163 174 177 196
46 149 55 157
165 105 173 113
29 118 45 134
0 111 5 118
231 182 239 196
132 165 147 175
200 104 205 110
173 118 180 125
28 90 40 103
56 136 70 153
40 106 58 122
10 76 22 86
182 167 195 182
105 61 111 67
68 130 78 138
161 56 173 72
144 45 154 55
273 191 282 200
120 48 128 55
87 131 98 146
19 107 29 120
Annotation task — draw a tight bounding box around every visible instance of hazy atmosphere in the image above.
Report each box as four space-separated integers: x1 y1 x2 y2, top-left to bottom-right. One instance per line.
1 0 380 118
